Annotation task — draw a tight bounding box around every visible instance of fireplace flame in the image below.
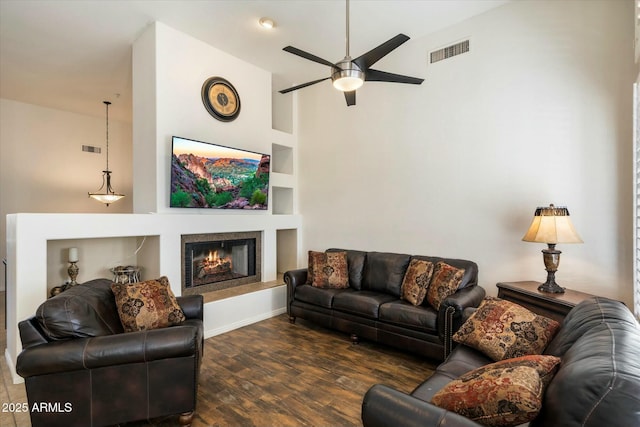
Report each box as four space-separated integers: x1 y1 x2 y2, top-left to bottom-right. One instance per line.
202 250 232 270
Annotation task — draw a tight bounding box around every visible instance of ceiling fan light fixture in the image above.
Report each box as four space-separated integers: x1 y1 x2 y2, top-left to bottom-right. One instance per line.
279 0 423 104
332 74 364 92
332 60 364 92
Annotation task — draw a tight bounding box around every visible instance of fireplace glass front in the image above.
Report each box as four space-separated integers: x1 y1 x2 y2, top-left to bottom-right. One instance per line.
181 232 261 295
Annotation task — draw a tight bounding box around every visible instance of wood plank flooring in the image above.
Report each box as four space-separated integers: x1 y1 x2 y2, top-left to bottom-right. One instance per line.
190 316 435 427
1 291 436 427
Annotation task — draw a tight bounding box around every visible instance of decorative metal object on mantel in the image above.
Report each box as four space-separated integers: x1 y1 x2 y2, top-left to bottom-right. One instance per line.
88 101 124 206
522 204 583 294
111 265 141 284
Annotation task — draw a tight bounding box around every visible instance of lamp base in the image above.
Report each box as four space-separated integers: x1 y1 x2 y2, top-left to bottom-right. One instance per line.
537 279 565 294
68 261 79 286
538 245 565 294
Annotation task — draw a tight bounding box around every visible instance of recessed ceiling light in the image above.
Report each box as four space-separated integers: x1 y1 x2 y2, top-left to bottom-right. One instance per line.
259 17 276 29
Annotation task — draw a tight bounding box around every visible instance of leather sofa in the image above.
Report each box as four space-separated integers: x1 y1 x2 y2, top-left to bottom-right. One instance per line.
16 278 204 427
284 249 486 361
361 296 640 427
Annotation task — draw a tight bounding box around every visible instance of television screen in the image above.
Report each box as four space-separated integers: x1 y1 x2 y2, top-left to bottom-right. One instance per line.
170 136 270 209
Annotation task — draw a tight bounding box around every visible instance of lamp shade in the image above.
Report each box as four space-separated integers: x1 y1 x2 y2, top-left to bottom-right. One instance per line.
522 204 583 244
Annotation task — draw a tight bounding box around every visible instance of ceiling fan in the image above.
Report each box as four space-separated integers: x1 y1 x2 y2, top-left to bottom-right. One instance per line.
279 0 424 106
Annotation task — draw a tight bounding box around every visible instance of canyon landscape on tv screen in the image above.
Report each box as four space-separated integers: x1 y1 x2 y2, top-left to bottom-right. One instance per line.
170 136 270 210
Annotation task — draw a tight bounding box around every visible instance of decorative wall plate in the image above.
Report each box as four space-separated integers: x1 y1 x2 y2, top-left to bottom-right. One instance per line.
201 77 241 122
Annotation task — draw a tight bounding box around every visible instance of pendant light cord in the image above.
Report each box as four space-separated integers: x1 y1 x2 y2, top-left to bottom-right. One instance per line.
104 100 111 172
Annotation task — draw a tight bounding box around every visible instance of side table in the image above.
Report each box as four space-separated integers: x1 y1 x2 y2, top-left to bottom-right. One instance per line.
496 281 596 322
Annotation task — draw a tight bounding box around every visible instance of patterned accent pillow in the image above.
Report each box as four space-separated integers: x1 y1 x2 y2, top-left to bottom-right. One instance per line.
401 259 435 306
111 276 186 332
306 250 315 285
426 261 465 310
453 297 560 361
431 355 561 427
308 251 349 289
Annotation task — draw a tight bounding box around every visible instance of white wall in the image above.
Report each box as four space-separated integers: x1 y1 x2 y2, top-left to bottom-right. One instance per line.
134 22 274 214
298 0 635 305
0 99 133 290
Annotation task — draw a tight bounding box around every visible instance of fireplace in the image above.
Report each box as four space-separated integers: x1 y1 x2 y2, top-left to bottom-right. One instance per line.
181 231 261 295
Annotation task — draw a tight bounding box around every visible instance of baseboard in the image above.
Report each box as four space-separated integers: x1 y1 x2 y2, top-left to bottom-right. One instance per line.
204 307 286 339
5 347 23 384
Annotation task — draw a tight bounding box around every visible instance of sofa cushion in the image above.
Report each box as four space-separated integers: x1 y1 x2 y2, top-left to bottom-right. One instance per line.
308 251 350 289
111 276 186 332
401 259 435 306
36 278 124 340
361 252 411 297
333 291 397 319
543 296 639 357
295 284 351 309
379 300 438 333
426 261 465 310
431 355 561 427
327 248 367 290
453 297 560 361
533 300 640 427
412 345 494 402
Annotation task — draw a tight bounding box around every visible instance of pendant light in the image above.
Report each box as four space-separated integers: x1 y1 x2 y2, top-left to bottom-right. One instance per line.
88 101 124 206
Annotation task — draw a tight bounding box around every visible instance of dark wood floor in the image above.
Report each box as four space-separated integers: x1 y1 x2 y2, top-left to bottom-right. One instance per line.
126 315 436 427
1 291 436 427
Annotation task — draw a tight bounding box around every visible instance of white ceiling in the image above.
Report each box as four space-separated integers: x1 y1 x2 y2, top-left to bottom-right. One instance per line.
0 0 509 122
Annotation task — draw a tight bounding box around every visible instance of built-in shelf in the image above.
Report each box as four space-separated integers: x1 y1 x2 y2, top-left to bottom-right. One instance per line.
276 229 298 274
272 143 293 175
46 235 160 292
272 186 294 215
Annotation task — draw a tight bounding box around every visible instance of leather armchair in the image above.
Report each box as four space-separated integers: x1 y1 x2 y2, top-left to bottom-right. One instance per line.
16 279 204 427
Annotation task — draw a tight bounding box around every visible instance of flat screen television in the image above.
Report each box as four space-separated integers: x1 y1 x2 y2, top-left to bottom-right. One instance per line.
170 136 270 209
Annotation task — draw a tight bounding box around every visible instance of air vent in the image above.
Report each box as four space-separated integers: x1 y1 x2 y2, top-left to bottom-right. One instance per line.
82 145 101 153
430 40 470 64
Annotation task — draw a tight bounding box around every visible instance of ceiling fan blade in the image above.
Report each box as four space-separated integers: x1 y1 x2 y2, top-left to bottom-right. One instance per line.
283 46 336 68
353 34 410 70
279 77 331 94
365 69 424 85
344 90 356 106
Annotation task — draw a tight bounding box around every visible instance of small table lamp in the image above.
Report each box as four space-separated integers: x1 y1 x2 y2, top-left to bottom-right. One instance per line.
522 204 583 294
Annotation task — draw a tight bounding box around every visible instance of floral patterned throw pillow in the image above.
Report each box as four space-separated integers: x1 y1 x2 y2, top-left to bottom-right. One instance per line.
426 261 465 310
453 297 560 361
111 276 186 332
401 259 435 306
431 355 561 427
308 251 349 289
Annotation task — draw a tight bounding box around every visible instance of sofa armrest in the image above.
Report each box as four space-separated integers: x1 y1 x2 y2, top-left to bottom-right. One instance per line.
17 322 202 378
177 294 204 321
362 384 483 427
284 268 308 289
284 268 308 314
438 285 486 352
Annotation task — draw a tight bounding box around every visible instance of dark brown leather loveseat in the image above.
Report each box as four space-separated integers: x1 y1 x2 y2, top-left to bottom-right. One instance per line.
285 249 486 361
16 278 204 427
362 297 640 427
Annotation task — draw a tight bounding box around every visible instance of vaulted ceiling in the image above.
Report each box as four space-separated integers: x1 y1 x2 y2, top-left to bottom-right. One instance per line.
0 0 509 122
